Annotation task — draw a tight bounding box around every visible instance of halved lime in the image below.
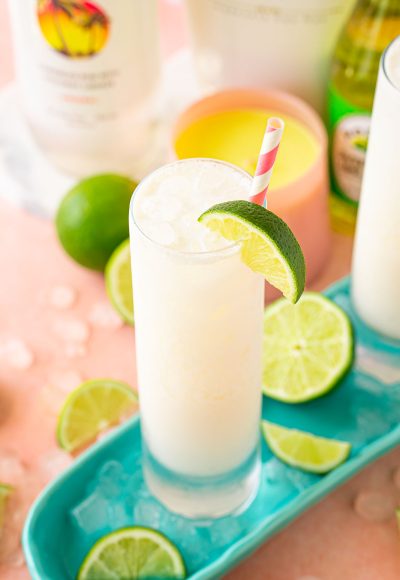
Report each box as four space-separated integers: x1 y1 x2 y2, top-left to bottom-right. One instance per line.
78 526 186 580
57 379 138 453
199 200 305 303
105 239 134 325
263 292 354 403
262 421 351 474
0 483 13 529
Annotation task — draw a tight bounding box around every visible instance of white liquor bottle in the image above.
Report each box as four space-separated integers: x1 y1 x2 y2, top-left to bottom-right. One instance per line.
8 0 161 177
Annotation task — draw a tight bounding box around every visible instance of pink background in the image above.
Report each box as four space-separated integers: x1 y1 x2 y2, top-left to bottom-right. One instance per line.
0 1 399 578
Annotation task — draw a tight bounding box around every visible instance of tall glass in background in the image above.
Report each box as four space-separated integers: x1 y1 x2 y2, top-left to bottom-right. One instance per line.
352 36 400 340
184 0 354 115
328 0 400 233
130 159 264 518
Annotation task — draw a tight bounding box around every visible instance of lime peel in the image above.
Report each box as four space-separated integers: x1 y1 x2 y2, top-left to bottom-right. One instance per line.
199 200 305 303
262 421 351 474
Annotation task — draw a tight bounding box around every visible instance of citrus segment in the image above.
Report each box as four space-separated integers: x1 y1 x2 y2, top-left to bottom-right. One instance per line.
199 200 305 303
57 379 138 453
78 527 186 579
262 421 351 474
263 292 354 402
105 239 134 325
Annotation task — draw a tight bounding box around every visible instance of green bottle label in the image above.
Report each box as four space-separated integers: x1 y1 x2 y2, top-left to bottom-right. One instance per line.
328 83 371 205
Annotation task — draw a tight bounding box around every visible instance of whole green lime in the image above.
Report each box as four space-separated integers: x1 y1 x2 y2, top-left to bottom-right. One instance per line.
56 174 137 271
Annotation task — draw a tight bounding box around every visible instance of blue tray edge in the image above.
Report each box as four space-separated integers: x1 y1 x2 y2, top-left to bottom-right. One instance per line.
22 275 400 580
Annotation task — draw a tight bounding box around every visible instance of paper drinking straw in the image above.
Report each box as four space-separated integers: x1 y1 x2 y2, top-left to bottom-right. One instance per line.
249 117 284 208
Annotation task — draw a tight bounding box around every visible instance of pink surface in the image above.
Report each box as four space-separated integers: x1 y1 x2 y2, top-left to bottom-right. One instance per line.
1 1 400 579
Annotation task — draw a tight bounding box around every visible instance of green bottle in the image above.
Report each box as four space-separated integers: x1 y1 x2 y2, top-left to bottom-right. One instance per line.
328 0 400 232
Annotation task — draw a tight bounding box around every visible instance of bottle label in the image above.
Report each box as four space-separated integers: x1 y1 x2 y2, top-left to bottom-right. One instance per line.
332 114 370 202
9 0 160 131
37 0 111 58
328 83 371 204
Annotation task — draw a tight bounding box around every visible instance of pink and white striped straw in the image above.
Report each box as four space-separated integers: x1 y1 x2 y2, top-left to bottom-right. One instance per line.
249 117 284 208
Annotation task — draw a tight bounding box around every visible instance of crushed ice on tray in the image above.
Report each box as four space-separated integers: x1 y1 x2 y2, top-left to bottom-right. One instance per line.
134 498 163 528
356 346 400 385
69 452 301 575
98 461 129 498
71 493 110 535
208 515 242 548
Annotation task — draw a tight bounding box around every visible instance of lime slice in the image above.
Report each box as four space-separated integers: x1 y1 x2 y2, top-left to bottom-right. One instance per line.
263 292 354 403
78 527 186 580
0 483 13 530
199 200 305 303
57 379 138 453
105 239 134 325
262 421 351 474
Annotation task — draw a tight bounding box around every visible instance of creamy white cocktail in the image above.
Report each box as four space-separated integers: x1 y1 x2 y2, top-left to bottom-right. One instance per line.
130 159 264 517
352 36 400 339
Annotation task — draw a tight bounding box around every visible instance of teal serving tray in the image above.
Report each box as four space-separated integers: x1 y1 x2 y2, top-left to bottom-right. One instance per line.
23 277 400 579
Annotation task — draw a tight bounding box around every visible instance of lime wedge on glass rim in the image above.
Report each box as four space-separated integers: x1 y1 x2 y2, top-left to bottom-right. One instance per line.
57 379 138 453
105 239 134 325
77 526 186 580
263 292 354 403
262 421 351 474
198 200 305 303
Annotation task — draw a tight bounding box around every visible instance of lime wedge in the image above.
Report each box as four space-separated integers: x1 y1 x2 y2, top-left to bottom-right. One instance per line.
105 239 134 325
263 292 354 403
0 483 13 530
78 527 186 580
199 200 305 303
57 379 138 453
262 421 351 474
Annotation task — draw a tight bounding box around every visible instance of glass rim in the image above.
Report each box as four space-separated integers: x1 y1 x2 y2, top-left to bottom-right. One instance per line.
129 158 252 258
382 35 400 94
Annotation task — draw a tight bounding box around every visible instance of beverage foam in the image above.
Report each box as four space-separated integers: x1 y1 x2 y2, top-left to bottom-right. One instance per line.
132 160 250 251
